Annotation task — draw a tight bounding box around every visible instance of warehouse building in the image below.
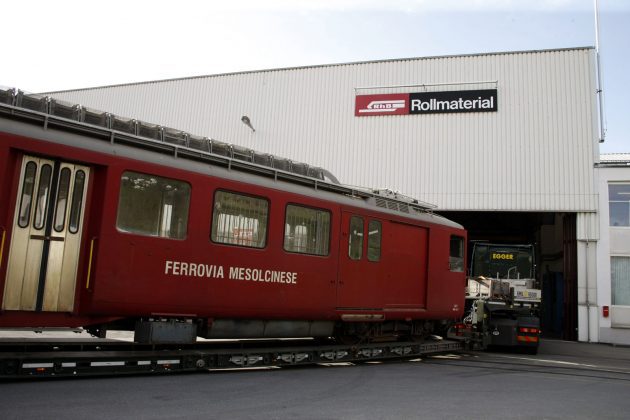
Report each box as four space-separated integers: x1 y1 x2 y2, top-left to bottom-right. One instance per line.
49 47 628 344
597 154 630 344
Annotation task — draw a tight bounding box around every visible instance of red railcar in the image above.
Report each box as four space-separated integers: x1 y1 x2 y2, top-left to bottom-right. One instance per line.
0 89 466 343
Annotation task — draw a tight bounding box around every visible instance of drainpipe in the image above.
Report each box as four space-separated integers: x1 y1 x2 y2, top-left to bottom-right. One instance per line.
578 238 597 343
585 239 591 343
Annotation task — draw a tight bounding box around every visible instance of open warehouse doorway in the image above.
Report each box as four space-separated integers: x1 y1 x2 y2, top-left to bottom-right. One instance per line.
440 211 578 341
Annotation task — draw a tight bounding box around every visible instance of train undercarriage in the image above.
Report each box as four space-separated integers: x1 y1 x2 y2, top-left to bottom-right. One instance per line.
80 317 447 346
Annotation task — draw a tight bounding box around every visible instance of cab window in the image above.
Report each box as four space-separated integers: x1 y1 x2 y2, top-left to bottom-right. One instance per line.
449 236 465 272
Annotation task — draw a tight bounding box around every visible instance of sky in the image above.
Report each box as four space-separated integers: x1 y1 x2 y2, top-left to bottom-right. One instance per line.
2 0 629 153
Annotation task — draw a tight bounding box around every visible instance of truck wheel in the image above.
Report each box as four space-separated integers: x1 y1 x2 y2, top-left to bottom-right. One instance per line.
523 346 538 355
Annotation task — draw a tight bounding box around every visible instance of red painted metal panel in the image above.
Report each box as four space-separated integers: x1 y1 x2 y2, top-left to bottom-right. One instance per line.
425 227 467 319
0 128 467 328
86 166 341 320
382 222 428 309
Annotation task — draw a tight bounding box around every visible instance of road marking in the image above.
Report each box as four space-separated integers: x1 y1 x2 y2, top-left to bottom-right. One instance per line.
493 355 598 368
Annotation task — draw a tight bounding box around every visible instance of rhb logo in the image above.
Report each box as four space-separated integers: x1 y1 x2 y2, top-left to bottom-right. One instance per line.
355 94 409 116
360 100 406 113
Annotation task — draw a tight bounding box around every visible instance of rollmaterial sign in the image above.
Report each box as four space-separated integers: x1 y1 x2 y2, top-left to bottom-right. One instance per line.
355 89 497 117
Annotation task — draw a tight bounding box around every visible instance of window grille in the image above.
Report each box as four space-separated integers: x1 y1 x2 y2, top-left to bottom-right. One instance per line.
211 191 268 248
284 205 330 256
116 171 190 239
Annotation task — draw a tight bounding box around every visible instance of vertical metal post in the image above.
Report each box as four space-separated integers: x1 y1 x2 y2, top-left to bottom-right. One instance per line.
594 0 606 143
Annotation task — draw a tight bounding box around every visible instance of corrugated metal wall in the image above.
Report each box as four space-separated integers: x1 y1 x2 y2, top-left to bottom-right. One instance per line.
49 48 598 211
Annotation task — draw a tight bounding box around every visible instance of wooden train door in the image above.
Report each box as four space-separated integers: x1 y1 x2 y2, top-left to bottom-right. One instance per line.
2 155 90 312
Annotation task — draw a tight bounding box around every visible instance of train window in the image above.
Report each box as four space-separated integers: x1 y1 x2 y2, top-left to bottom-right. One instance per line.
18 161 37 228
210 190 268 248
367 220 382 262
284 205 330 256
53 168 71 232
348 216 363 260
33 164 53 230
116 171 190 239
449 236 465 272
68 170 86 234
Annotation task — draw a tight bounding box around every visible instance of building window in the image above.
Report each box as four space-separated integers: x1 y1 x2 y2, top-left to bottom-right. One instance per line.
367 220 382 262
609 184 630 227
348 216 364 260
450 236 465 272
284 204 330 256
612 257 630 306
211 190 268 248
117 171 190 239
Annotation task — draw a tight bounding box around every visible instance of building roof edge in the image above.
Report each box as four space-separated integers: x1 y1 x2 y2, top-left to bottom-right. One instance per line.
42 46 595 95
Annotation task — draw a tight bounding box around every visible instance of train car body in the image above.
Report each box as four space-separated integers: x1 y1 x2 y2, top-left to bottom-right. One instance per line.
0 90 466 342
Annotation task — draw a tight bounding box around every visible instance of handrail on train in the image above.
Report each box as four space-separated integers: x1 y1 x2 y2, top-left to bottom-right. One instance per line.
0 87 435 214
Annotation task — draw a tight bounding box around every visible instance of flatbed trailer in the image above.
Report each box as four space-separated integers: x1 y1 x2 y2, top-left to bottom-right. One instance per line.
0 335 464 379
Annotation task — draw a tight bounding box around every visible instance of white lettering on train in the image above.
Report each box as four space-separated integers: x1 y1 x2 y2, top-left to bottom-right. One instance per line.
228 266 297 284
165 260 224 278
164 260 297 285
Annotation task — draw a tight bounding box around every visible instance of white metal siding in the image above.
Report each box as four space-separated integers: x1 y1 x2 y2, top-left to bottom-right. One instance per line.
50 48 598 211
577 212 600 241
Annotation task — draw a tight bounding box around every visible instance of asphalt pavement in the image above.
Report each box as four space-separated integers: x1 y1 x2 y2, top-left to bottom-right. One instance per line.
537 338 630 370
1 337 630 419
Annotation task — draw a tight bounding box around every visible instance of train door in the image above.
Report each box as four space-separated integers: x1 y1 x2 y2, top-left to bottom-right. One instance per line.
383 222 428 308
337 212 383 309
2 155 90 312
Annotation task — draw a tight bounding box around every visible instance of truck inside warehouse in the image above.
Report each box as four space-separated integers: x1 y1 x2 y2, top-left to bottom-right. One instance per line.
460 243 541 354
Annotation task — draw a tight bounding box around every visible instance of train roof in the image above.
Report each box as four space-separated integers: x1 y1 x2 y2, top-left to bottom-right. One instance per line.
0 87 463 230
